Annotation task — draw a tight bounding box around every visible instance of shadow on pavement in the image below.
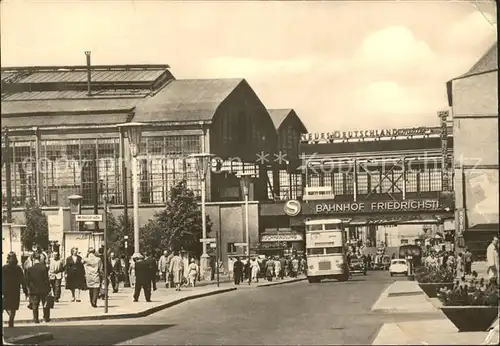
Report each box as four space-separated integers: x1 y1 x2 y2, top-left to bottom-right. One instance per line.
3 324 176 345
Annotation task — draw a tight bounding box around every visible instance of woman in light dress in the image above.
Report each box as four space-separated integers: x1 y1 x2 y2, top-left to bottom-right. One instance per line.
456 253 465 280
250 258 260 283
129 256 137 288
169 251 184 291
187 258 199 288
274 256 282 280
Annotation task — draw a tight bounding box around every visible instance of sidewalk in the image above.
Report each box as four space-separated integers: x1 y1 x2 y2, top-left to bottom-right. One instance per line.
371 280 489 345
371 281 437 313
3 283 236 326
3 275 305 326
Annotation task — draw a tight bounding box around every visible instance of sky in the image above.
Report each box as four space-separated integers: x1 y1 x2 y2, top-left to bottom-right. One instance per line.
1 0 497 132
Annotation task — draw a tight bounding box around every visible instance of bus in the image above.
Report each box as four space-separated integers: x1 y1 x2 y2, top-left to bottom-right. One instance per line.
305 218 349 283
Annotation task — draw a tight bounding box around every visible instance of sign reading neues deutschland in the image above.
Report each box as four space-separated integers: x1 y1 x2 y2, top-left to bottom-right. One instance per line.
301 127 433 142
314 199 440 214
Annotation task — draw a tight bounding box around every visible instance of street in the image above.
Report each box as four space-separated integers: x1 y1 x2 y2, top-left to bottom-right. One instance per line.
3 271 442 345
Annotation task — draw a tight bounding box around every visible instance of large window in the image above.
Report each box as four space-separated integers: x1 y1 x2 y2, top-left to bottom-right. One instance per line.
1 140 37 207
138 135 201 204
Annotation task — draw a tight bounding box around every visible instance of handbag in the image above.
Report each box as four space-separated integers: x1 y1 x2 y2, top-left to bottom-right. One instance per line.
45 294 55 309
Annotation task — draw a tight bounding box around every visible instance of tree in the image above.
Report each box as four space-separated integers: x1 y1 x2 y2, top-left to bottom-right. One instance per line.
22 198 49 250
140 180 212 257
105 212 134 254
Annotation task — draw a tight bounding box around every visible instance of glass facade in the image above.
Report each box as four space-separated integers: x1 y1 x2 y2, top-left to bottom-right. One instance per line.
266 170 302 200
302 163 448 197
1 134 207 207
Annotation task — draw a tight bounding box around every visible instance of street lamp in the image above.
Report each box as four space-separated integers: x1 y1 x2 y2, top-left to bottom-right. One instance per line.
189 153 215 281
117 122 144 256
236 172 253 285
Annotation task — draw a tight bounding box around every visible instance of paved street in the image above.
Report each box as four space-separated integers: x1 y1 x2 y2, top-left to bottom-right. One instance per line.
3 271 442 345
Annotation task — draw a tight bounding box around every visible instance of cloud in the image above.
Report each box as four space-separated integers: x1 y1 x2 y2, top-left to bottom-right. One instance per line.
200 56 346 78
354 26 435 72
354 81 441 127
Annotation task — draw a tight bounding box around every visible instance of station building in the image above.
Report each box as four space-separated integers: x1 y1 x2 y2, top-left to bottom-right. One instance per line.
1 63 307 266
447 41 498 258
258 124 456 255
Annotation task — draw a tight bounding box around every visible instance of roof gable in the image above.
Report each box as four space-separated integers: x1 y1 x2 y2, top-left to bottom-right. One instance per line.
455 42 498 80
268 108 308 133
133 78 243 123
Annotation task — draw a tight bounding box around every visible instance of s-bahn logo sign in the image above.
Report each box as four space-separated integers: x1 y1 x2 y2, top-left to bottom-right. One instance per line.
301 127 432 142
284 200 302 216
314 199 440 214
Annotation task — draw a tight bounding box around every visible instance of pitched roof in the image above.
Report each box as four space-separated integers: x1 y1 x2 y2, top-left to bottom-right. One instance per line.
133 78 243 123
2 112 131 129
1 98 137 115
454 42 498 80
267 108 308 133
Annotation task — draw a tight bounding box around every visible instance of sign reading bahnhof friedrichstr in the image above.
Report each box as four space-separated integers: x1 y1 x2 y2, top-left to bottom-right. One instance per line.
312 199 440 214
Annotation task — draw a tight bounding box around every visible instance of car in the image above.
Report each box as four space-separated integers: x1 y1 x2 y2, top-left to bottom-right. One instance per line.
389 259 408 276
349 257 367 275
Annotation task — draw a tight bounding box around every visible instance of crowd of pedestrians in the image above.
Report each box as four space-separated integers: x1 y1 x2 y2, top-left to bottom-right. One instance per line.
228 255 306 285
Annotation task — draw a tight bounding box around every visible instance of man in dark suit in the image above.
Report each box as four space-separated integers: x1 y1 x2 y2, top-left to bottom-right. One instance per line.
143 251 157 292
233 257 243 285
109 252 122 293
133 254 153 302
26 253 51 323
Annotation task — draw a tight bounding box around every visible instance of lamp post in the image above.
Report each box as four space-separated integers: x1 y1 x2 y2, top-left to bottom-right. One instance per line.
117 122 144 256
189 153 215 281
236 172 253 285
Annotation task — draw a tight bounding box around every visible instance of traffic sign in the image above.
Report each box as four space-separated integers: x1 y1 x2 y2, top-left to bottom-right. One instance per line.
76 214 102 222
200 238 216 243
234 243 247 247
209 243 217 248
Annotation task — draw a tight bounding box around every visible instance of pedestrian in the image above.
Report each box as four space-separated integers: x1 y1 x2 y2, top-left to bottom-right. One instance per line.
456 253 465 280
64 247 85 302
274 256 282 280
301 256 307 276
250 257 260 283
233 257 243 285
244 258 251 282
464 248 473 275
109 252 122 293
143 251 158 292
2 252 29 327
284 257 290 277
158 250 169 283
133 254 153 302
486 236 499 285
291 257 299 278
187 258 200 288
227 257 234 281
48 252 64 302
169 250 184 291
83 248 103 308
266 256 275 281
279 256 286 279
25 253 51 323
129 256 136 288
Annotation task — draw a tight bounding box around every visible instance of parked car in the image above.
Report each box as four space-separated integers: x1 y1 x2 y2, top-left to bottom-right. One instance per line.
349 257 367 276
389 259 408 276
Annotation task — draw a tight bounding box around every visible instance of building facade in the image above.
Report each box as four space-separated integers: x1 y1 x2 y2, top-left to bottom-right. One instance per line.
1 63 307 268
258 124 456 255
447 42 498 258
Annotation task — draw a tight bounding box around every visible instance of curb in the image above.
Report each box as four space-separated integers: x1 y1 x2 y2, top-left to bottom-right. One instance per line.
257 277 306 287
5 332 54 345
5 287 237 325
387 291 424 298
